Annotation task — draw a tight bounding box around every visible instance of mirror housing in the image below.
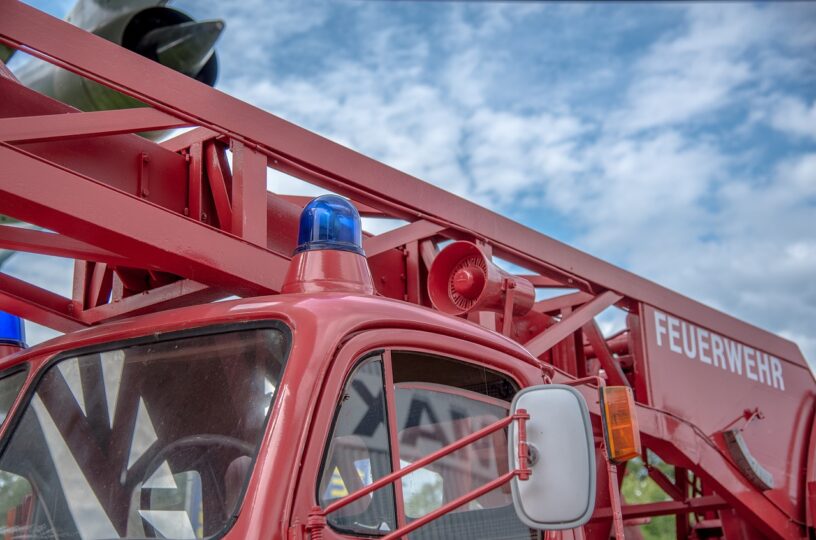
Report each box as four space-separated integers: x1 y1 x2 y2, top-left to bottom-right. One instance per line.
508 384 596 530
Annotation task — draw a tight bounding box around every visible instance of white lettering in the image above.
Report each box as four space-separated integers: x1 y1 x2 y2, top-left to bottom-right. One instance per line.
744 347 758 381
756 352 771 385
681 322 697 359
654 310 667 347
711 334 726 369
697 328 712 364
650 309 787 391
668 317 682 354
771 356 785 390
725 340 743 375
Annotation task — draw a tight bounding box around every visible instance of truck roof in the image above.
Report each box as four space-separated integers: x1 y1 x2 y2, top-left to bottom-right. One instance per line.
0 293 539 370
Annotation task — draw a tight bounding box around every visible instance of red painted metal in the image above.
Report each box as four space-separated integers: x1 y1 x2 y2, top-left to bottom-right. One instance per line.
0 144 288 295
603 441 626 540
0 2 813 538
0 273 83 332
583 320 629 388
281 250 375 295
0 344 24 358
0 108 188 143
0 227 132 267
362 220 445 257
524 291 622 358
593 495 729 520
427 240 535 316
533 291 595 315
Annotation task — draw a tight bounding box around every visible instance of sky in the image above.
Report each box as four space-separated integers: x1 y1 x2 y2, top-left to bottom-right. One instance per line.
7 1 816 366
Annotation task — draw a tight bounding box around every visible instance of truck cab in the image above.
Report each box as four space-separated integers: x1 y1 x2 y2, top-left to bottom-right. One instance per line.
0 291 586 540
0 196 598 540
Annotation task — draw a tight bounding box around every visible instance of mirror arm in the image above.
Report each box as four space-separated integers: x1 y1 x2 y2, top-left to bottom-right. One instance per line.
516 407 532 480
601 438 627 540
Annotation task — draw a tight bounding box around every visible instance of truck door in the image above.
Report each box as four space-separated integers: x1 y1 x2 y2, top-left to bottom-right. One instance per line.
290 329 541 540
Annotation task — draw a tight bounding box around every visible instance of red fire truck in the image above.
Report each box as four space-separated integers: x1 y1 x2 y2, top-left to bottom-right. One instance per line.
0 2 813 539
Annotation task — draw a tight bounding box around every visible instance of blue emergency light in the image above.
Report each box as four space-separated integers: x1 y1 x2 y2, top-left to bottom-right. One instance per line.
295 195 364 256
0 311 26 348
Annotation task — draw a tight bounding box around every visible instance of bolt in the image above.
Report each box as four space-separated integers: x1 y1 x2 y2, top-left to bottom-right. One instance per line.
526 443 540 467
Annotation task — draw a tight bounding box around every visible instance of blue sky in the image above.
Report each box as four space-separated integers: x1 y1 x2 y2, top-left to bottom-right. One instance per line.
9 1 816 365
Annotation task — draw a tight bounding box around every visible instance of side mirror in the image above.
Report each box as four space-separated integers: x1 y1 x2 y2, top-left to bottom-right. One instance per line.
508 384 596 530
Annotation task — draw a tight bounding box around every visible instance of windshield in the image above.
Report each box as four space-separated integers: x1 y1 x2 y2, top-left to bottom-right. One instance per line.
0 325 289 540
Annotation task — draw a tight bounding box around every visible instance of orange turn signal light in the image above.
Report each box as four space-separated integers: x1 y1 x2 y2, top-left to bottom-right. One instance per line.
600 386 641 463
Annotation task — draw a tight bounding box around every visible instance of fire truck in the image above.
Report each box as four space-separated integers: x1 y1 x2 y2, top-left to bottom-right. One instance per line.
0 2 813 539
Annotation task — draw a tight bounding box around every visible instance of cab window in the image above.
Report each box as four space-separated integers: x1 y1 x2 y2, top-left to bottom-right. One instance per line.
318 355 397 534
319 349 536 539
0 367 27 425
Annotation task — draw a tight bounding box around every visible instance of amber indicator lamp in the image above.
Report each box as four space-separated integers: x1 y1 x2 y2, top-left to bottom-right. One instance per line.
600 386 642 463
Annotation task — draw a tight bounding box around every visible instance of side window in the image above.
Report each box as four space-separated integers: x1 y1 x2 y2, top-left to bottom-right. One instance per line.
392 351 535 540
319 349 535 539
318 355 397 534
0 367 27 425
395 384 510 517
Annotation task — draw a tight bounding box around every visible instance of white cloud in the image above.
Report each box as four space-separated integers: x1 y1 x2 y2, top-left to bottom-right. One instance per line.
196 2 816 366
610 5 760 133
769 97 816 141
553 132 723 250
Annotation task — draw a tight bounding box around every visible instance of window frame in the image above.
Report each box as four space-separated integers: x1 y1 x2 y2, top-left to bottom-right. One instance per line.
303 328 536 539
316 351 399 535
0 319 292 540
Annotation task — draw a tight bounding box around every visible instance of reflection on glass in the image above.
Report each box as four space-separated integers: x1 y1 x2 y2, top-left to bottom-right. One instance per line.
400 460 443 518
0 327 288 539
395 384 511 517
0 471 33 521
395 384 534 540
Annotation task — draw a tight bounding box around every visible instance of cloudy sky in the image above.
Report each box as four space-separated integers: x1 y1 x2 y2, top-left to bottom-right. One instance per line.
9 1 816 366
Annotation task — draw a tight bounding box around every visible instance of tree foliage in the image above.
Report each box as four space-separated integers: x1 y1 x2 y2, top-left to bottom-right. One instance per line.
621 456 677 539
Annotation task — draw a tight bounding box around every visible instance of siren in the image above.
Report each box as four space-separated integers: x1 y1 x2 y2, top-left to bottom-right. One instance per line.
281 195 375 295
428 241 535 316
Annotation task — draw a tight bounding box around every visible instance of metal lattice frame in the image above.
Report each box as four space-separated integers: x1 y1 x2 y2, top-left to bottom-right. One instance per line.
0 3 809 538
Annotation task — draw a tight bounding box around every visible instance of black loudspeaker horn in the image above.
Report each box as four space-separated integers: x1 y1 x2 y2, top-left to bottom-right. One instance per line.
428 241 535 316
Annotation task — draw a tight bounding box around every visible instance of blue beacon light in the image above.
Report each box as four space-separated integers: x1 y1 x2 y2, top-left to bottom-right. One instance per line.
0 311 26 348
295 195 365 256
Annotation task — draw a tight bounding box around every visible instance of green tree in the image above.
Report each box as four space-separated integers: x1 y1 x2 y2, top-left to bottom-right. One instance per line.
621 455 676 539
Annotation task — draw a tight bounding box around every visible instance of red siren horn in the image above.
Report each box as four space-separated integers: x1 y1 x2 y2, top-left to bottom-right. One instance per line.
428 241 535 316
